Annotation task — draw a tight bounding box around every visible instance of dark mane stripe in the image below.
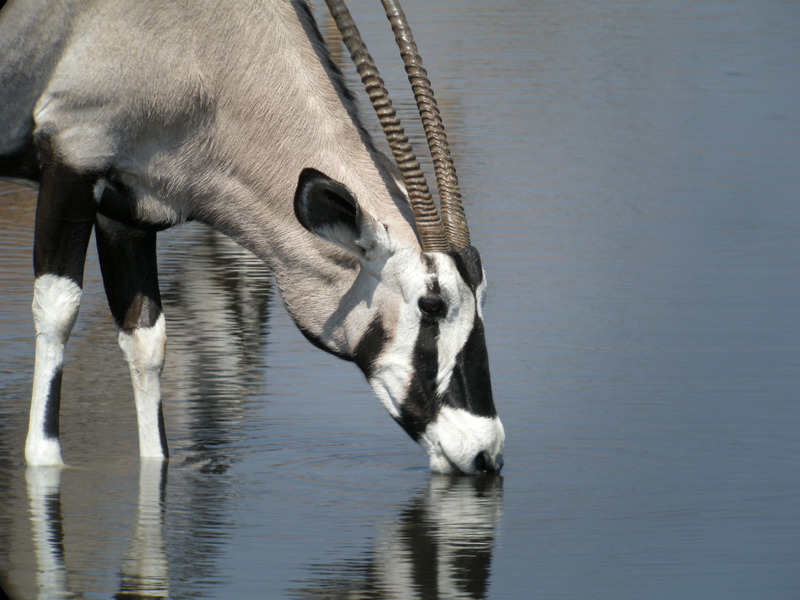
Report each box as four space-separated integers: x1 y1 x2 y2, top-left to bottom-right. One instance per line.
292 0 377 156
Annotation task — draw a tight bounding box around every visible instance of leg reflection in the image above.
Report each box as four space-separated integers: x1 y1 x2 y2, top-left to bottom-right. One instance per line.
25 466 70 600
116 460 169 599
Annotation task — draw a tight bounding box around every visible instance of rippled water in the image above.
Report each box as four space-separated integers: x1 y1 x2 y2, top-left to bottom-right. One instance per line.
2 0 799 598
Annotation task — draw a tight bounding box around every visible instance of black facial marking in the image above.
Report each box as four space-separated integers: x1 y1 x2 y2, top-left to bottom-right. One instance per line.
449 246 484 291
398 316 441 441
352 318 388 378
442 313 496 418
44 368 63 439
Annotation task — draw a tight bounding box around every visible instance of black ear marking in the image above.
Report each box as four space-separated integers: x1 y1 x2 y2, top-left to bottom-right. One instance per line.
294 168 359 238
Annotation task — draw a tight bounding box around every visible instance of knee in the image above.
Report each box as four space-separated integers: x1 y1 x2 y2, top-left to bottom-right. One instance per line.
118 314 167 375
32 275 82 340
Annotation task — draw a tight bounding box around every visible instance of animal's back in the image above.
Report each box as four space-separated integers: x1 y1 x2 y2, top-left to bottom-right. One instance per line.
0 0 341 181
0 0 80 160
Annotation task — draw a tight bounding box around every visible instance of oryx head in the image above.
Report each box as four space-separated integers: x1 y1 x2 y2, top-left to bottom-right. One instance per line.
294 0 504 474
294 167 504 474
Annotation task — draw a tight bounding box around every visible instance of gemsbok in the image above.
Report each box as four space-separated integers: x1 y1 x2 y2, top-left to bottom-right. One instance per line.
0 0 504 473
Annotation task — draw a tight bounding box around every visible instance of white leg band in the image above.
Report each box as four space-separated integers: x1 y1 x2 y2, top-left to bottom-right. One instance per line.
118 314 168 459
26 275 82 466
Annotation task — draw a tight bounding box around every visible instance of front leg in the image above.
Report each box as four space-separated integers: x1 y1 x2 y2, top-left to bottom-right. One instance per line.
26 161 97 466
95 212 169 460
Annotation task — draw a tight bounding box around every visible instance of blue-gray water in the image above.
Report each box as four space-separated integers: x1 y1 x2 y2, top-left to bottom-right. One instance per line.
1 0 799 597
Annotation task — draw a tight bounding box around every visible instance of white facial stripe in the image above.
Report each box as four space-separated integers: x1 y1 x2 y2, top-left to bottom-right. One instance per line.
431 254 477 398
419 406 505 474
366 248 431 418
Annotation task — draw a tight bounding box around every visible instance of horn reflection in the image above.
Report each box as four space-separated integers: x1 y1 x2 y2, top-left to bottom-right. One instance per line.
291 474 504 599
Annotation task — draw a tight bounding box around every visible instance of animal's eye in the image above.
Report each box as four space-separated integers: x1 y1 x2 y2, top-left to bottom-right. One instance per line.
418 295 445 318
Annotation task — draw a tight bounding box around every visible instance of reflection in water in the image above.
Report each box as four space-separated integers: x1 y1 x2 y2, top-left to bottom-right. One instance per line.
22 468 504 600
138 224 275 597
117 461 169 599
156 224 274 473
25 463 168 600
0 194 275 598
291 475 504 600
25 467 68 600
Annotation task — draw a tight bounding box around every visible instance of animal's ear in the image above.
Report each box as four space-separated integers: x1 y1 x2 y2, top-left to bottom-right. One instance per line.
294 168 390 263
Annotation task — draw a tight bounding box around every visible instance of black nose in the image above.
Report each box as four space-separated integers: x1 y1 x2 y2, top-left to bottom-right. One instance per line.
474 451 499 474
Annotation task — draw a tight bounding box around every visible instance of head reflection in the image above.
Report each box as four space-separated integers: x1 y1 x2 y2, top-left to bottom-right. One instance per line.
292 475 504 600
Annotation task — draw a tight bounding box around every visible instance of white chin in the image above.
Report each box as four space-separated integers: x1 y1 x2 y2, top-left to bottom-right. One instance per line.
419 407 505 474
426 451 460 474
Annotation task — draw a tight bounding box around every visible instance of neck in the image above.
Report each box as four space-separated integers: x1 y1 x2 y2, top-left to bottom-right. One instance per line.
122 0 420 355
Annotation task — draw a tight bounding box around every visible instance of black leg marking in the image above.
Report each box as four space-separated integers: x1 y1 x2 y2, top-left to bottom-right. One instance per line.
26 152 98 465
96 213 169 459
156 403 169 459
33 161 97 282
0 135 40 182
95 214 163 331
43 368 63 439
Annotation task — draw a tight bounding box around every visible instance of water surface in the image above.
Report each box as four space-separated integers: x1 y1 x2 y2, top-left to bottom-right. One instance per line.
2 0 799 598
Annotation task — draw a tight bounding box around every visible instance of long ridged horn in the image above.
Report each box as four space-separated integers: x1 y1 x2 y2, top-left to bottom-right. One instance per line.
380 0 471 248
325 0 450 253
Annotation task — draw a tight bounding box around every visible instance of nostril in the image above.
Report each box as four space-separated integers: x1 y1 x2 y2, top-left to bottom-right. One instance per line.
474 451 491 473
